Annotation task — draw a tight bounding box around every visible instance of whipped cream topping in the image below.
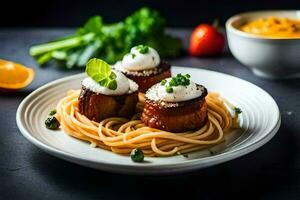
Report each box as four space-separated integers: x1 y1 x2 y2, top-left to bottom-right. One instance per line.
82 70 138 95
113 46 160 71
146 78 205 102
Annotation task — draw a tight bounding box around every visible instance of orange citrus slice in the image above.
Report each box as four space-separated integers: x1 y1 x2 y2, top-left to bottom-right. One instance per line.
0 59 35 90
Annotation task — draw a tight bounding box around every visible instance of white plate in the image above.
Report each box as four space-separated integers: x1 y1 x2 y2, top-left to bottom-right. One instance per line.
16 67 281 175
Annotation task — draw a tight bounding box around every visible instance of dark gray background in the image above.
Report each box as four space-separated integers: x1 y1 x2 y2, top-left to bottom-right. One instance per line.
1 0 300 27
0 29 300 199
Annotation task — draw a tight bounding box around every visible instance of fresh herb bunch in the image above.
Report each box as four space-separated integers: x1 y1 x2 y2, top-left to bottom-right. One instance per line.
86 58 117 90
160 74 191 93
29 7 182 69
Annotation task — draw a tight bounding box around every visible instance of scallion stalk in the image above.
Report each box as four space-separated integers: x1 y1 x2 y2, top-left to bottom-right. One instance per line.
30 33 95 56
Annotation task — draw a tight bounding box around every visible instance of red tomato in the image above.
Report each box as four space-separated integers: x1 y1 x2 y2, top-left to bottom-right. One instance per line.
189 24 225 56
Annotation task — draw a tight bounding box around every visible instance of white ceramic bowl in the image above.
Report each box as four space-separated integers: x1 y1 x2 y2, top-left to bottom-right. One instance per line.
226 10 300 79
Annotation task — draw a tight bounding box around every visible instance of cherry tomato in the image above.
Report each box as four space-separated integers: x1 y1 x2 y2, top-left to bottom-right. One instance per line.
189 24 225 56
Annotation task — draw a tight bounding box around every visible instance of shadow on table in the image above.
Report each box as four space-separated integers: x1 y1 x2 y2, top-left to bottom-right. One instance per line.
0 90 33 97
29 122 297 199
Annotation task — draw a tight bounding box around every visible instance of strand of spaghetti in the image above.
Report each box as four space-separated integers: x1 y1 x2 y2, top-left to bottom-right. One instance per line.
100 112 218 145
75 110 96 128
207 109 223 125
101 119 125 137
100 122 222 147
66 108 109 148
118 120 140 132
150 123 218 154
99 124 152 142
121 121 153 143
207 101 228 127
73 122 100 140
71 110 99 133
60 109 79 137
151 138 179 156
178 123 214 139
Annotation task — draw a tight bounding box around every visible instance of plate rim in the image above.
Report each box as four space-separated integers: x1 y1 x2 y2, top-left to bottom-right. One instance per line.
16 67 281 174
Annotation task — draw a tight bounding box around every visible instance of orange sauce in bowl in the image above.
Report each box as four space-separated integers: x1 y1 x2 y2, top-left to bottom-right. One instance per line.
240 16 300 39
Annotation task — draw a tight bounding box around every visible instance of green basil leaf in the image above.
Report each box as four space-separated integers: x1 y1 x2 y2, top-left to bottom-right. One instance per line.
86 58 111 82
99 79 108 87
91 73 107 83
109 71 117 79
107 80 117 90
86 58 118 91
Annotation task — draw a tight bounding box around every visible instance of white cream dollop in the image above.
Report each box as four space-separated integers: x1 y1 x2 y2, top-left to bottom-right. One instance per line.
82 70 138 95
146 78 204 102
120 46 160 71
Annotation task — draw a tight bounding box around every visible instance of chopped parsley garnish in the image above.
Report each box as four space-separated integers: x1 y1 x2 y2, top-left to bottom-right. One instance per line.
208 149 217 155
86 58 117 90
136 45 149 54
131 53 136 59
234 107 242 114
160 79 167 85
169 74 190 87
182 154 189 158
162 73 191 93
48 109 57 116
166 86 173 93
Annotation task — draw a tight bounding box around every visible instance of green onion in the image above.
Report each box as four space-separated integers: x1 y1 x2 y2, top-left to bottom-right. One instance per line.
160 80 167 85
163 73 191 93
30 33 95 57
166 86 173 93
136 45 149 54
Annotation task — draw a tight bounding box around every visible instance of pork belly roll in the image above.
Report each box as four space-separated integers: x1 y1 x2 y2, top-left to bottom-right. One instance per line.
113 45 171 93
78 58 138 122
122 61 171 93
78 86 138 122
141 74 208 132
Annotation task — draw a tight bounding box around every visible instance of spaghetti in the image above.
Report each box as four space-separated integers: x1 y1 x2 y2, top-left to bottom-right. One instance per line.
56 90 239 157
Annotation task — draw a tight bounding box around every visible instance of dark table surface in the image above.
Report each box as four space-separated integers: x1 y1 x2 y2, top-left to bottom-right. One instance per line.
0 28 300 200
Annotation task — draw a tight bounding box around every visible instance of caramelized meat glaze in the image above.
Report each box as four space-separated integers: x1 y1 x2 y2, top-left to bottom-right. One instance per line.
78 86 138 122
141 85 208 132
123 61 171 93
